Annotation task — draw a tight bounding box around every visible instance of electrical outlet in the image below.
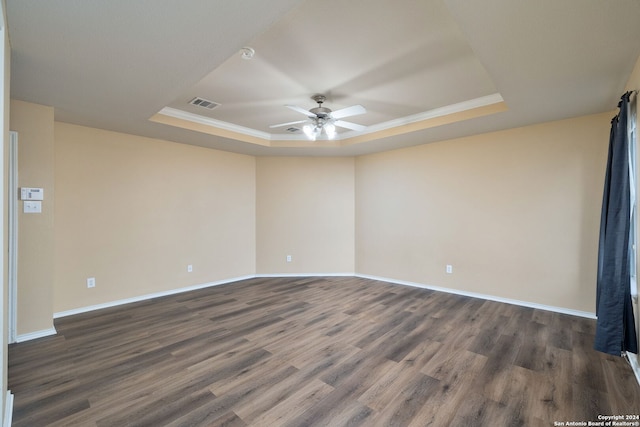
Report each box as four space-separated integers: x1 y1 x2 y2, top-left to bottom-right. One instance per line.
286 255 292 263
446 265 453 274
87 277 96 288
187 264 193 273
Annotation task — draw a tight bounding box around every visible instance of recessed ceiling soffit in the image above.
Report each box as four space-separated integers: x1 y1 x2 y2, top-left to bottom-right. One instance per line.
152 0 507 149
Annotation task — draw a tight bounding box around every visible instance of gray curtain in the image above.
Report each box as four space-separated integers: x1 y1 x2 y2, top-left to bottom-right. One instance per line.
595 91 638 356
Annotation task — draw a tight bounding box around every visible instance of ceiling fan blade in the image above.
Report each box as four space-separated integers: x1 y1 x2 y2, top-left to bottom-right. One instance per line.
331 104 366 119
286 105 315 117
334 120 366 132
269 120 308 129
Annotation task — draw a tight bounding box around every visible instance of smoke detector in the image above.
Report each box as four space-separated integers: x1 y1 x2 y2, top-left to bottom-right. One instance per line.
240 47 255 60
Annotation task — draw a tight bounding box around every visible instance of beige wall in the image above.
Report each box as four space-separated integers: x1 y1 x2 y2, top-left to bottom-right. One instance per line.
356 112 611 313
54 122 256 312
10 100 55 335
7 98 621 332
256 157 355 274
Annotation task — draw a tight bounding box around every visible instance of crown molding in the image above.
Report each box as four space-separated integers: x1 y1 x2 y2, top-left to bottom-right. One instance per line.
153 93 505 145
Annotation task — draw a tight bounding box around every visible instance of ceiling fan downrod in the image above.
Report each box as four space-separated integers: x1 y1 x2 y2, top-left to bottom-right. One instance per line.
310 94 332 118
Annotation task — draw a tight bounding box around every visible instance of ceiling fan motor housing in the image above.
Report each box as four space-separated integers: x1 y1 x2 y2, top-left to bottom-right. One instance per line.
310 95 331 118
310 106 332 118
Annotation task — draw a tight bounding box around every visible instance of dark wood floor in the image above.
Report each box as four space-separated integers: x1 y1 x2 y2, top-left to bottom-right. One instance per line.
8 276 640 426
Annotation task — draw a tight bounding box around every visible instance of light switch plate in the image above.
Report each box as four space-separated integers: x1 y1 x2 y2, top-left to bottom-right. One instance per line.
23 201 42 213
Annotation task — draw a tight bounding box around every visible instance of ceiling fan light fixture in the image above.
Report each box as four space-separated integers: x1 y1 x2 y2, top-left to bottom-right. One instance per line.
303 123 316 140
325 123 336 139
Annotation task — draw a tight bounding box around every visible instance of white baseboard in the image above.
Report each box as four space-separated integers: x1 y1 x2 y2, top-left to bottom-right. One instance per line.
15 327 57 343
53 275 255 319
255 273 356 278
627 352 640 387
16 272 595 343
3 391 13 427
52 274 352 320
52 272 596 322
355 273 597 319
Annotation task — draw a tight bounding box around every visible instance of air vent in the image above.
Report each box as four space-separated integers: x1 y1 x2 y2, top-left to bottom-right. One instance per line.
189 97 220 110
286 127 301 133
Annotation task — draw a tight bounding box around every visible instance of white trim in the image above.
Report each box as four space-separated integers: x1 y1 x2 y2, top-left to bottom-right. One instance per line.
16 328 57 343
22 272 595 342
51 272 595 321
156 93 504 142
626 352 640 387
157 107 272 140
269 132 346 141
255 273 356 278
53 273 351 319
53 275 255 319
355 273 597 319
3 392 13 427
8 131 17 343
360 93 504 135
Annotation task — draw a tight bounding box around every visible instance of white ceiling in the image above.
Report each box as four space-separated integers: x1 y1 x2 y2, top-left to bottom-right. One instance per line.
7 0 640 156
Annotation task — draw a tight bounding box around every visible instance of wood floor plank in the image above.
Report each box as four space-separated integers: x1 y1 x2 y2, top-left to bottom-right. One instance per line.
208 355 296 397
449 391 523 427
601 356 640 413
513 320 549 371
373 373 440 426
282 351 395 425
8 276 640 426
358 357 423 412
572 330 608 391
409 350 487 427
322 399 374 427
231 367 326 423
285 336 361 370
248 378 334 426
11 397 90 427
187 410 247 427
96 388 215 427
472 332 524 402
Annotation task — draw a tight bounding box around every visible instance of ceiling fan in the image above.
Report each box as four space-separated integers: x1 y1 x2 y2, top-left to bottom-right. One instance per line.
270 95 366 140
